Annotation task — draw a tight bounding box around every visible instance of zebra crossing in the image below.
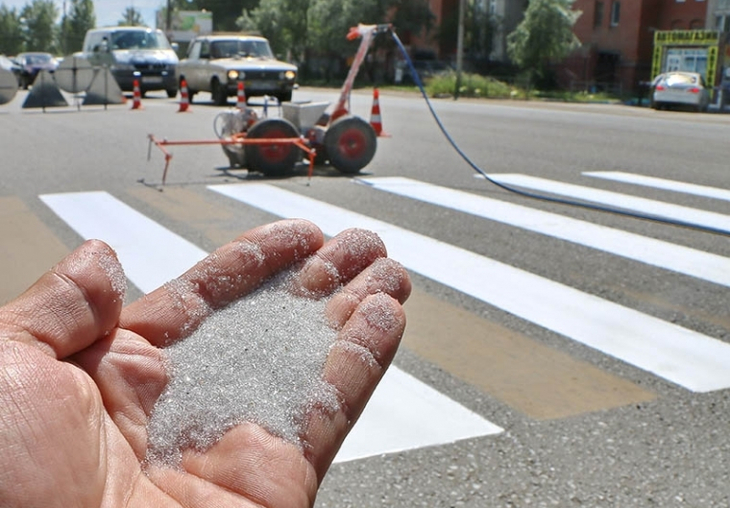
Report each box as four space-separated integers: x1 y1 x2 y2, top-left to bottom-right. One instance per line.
23 170 730 462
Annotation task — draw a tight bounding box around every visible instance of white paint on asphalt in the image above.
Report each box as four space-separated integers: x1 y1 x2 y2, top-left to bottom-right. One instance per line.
583 171 730 202
40 191 207 293
483 173 730 235
334 367 502 463
358 176 730 288
210 182 730 393
41 189 503 462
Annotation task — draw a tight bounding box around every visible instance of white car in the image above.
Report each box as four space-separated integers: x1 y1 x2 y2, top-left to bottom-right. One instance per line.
176 34 297 105
651 72 710 112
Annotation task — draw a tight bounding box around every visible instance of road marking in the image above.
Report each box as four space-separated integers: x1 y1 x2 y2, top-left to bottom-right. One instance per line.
584 171 730 202
40 191 207 294
40 189 503 461
483 173 730 235
334 367 502 463
359 176 730 288
0 197 70 304
209 182 730 393
402 290 655 420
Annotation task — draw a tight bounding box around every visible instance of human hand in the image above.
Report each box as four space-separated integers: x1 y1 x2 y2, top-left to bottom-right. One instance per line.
0 219 410 507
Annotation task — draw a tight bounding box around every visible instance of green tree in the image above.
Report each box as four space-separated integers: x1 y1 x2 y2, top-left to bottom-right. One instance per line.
242 0 433 80
507 0 580 86
0 4 24 55
21 0 58 52
119 6 145 27
63 0 95 54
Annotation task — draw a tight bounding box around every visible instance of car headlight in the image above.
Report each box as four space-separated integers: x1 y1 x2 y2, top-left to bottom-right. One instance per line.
228 70 245 81
281 70 296 80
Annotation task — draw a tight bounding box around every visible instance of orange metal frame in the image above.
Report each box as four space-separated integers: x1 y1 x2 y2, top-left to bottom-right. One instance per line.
147 133 316 185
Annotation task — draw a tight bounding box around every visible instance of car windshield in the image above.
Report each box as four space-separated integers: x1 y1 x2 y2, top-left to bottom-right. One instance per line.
111 31 171 50
25 54 52 65
210 40 273 59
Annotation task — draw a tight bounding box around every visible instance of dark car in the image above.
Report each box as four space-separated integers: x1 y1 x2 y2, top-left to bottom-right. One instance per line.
176 34 297 105
14 52 59 89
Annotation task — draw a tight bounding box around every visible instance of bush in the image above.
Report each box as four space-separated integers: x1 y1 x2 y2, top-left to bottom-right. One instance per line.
425 72 515 99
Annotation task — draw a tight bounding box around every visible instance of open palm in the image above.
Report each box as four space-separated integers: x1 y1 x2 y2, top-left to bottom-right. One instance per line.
0 219 410 507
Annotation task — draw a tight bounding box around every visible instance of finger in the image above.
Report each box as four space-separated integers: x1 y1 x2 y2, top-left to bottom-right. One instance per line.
291 228 387 297
0 240 125 359
120 219 324 346
301 292 407 480
162 422 318 507
325 257 411 329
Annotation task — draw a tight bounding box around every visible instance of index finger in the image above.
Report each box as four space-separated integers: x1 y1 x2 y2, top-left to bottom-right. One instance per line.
120 219 324 346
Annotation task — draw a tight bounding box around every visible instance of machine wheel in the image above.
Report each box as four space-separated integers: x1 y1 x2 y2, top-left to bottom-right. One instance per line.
324 115 377 174
211 78 227 106
244 118 300 176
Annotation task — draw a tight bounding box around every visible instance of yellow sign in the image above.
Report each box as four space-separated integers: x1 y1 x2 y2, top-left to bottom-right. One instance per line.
654 30 719 45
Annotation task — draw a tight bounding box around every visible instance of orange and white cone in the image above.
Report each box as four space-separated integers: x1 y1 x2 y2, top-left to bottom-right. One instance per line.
130 78 143 110
236 80 247 110
370 87 389 137
178 79 191 113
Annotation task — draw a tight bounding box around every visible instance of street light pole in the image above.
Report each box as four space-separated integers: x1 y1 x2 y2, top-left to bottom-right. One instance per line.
166 0 172 32
455 0 466 100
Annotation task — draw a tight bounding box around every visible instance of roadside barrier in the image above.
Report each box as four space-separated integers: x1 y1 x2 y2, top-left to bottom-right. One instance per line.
178 79 191 112
236 81 246 110
131 78 143 110
370 87 389 137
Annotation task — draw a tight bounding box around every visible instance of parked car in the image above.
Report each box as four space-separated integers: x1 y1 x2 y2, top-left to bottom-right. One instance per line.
0 54 21 85
14 52 59 89
651 71 710 112
177 34 297 105
80 26 179 97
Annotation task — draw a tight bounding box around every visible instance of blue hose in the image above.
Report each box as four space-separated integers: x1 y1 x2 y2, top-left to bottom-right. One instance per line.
389 30 729 237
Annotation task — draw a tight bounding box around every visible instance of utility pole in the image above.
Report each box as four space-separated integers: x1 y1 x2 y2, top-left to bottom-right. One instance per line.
166 0 172 32
455 0 466 100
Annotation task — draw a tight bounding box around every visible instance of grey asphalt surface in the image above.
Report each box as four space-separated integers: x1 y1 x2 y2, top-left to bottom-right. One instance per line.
1 85 730 507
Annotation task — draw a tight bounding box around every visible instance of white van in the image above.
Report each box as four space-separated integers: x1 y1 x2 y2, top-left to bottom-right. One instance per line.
81 26 179 97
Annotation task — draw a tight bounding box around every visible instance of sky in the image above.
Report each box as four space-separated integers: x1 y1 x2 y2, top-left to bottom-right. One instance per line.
1 1 165 28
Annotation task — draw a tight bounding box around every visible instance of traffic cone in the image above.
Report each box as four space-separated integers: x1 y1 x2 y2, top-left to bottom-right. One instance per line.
370 87 389 137
130 78 143 110
236 80 246 110
178 78 191 112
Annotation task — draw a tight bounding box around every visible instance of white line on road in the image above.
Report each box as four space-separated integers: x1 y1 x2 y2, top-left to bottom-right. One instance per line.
40 190 503 462
40 191 207 294
358 176 730 288
482 173 730 235
583 171 730 202
210 182 730 393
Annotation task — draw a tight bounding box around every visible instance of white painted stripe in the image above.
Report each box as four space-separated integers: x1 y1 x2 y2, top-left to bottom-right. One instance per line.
359 176 730 288
40 191 207 294
210 182 730 393
41 190 502 461
584 171 730 202
334 367 501 463
484 173 730 235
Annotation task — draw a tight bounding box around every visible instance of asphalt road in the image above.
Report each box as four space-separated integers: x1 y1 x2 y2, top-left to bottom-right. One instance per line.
1 85 730 507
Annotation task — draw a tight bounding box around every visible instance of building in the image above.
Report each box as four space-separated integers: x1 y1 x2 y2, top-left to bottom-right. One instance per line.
561 0 710 94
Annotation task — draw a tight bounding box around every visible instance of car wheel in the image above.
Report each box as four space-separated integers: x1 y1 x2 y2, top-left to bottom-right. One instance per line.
166 87 178 99
211 78 227 106
324 115 377 174
244 118 300 177
276 91 292 103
